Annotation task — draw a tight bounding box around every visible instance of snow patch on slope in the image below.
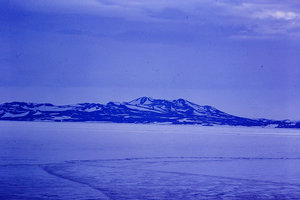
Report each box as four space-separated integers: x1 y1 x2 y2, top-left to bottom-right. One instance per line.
1 112 29 118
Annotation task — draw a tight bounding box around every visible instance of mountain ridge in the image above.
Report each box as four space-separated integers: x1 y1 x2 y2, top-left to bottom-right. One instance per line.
0 97 299 128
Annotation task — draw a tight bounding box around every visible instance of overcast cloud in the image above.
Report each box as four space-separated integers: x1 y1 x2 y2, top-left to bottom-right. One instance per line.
1 0 300 120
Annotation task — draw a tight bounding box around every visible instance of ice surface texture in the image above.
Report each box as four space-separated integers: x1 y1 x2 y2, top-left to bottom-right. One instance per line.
1 122 300 199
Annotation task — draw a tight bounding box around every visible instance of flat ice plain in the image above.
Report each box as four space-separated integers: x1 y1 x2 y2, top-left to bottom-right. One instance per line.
1 121 300 199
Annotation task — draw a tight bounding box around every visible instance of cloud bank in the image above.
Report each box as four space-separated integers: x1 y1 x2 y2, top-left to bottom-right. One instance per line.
6 0 300 38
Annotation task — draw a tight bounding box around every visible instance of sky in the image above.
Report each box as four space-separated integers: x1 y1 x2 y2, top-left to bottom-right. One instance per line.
1 0 300 120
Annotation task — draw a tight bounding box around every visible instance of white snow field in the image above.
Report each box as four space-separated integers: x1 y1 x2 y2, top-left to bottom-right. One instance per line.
1 121 300 199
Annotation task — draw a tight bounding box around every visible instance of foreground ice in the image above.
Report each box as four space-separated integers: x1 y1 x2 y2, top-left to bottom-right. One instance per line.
1 121 300 199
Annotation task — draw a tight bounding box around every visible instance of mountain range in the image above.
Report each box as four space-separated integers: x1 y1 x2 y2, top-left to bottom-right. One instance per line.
0 97 299 128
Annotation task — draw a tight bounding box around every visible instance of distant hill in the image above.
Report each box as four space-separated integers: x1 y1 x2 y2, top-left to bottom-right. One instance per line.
0 97 299 128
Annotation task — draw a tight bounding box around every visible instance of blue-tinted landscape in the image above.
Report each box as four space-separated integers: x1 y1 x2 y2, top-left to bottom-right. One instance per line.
2 0 300 199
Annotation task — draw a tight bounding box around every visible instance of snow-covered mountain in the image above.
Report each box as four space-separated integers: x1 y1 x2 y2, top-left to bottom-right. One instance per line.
0 97 299 128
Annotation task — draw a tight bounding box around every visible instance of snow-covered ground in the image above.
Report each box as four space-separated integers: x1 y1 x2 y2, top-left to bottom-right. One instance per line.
1 121 300 199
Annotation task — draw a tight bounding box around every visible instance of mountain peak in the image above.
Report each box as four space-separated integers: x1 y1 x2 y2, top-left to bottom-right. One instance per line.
172 98 190 106
173 98 186 103
129 97 154 105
